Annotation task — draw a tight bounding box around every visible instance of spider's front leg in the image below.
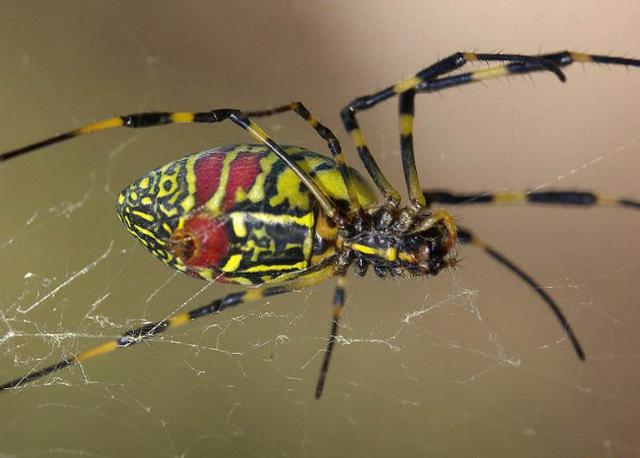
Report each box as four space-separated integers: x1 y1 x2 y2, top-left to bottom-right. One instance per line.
340 52 567 205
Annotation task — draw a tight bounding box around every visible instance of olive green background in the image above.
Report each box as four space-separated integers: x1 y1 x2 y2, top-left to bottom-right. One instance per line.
0 1 639 457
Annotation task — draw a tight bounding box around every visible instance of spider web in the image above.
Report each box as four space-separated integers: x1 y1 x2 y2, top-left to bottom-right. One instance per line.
0 2 639 457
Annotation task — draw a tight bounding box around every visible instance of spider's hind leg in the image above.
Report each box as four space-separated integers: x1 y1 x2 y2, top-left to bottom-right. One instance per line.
0 263 336 393
314 274 347 399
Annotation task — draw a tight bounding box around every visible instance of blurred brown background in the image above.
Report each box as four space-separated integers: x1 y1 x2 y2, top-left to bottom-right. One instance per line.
0 1 638 457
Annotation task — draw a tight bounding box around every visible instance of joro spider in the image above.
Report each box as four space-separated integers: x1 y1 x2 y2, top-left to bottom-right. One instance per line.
1 51 639 399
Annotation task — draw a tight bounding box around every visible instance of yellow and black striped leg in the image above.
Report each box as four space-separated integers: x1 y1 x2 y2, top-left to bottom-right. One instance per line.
399 90 427 208
0 263 336 393
340 53 565 203
423 188 639 356
343 51 640 199
314 274 347 399
418 51 640 95
341 107 401 204
423 189 640 211
457 226 585 360
0 111 229 162
0 109 339 220
243 102 362 212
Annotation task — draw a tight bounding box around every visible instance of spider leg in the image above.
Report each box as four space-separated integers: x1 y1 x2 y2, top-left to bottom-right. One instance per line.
421 52 640 94
423 189 640 210
424 187 639 360
342 51 640 202
243 102 362 213
456 225 585 360
0 109 341 221
314 273 347 399
398 90 427 208
424 189 638 356
341 52 567 203
0 262 336 393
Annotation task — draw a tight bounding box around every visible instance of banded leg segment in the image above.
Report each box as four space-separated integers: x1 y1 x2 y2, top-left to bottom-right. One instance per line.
343 51 640 201
0 109 340 220
399 90 427 207
314 274 347 399
0 263 336 392
457 226 585 360
243 102 362 212
424 188 639 357
0 111 224 162
423 189 640 210
417 51 640 94
340 52 566 203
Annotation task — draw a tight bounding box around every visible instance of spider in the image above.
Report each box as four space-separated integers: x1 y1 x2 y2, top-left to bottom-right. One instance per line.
0 51 638 398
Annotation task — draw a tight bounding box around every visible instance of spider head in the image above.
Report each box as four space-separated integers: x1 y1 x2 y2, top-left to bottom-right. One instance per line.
396 224 457 276
348 206 458 278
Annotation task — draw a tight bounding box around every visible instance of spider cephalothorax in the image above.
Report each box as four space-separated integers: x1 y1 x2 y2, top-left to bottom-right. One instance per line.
334 203 458 279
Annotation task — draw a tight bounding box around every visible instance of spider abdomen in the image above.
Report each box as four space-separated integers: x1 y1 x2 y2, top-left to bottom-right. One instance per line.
117 144 376 284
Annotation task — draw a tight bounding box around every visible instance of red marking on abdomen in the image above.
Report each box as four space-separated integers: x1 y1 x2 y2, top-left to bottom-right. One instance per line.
194 150 264 210
183 214 230 270
194 152 224 206
224 153 262 210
